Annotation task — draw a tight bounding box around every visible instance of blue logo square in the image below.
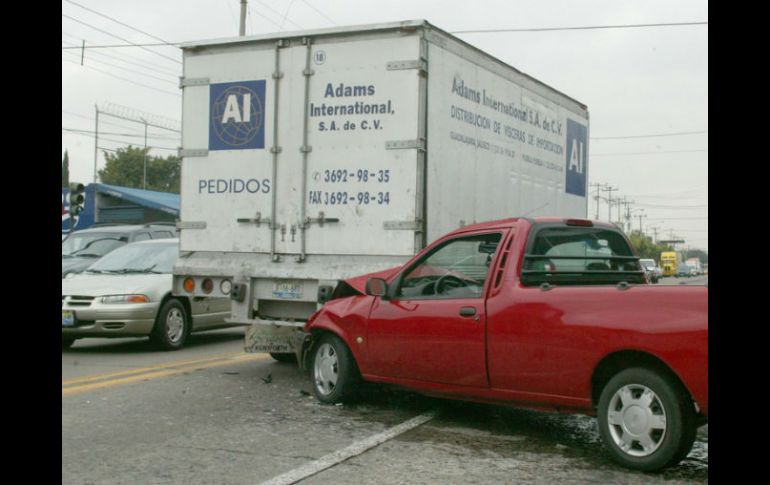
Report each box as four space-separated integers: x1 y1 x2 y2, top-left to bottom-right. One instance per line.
209 80 266 151
565 119 587 196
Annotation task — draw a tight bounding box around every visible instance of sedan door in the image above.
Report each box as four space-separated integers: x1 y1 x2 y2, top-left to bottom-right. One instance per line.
365 232 503 387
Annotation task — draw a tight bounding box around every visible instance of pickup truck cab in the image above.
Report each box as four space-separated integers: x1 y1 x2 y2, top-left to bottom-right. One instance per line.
302 217 708 471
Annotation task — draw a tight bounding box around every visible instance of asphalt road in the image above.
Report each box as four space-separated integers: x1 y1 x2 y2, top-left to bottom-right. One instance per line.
63 306 708 484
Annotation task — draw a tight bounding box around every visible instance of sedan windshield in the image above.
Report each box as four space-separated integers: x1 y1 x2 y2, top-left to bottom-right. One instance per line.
62 232 128 257
87 242 178 274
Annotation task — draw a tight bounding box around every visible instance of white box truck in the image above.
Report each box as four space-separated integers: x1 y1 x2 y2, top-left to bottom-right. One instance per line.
173 20 590 359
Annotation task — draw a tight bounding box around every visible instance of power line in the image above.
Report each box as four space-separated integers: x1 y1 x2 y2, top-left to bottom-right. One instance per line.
451 21 708 34
63 127 180 141
62 42 170 49
62 35 180 76
61 13 181 64
592 130 708 140
592 149 708 157
62 57 181 97
62 48 179 85
300 0 336 25
253 0 303 29
63 0 175 45
67 130 179 151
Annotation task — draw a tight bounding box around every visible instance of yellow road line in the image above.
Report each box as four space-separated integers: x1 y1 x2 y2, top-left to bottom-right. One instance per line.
62 353 270 397
62 351 252 387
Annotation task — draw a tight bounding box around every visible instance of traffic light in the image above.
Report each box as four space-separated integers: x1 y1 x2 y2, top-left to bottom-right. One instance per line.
68 182 85 217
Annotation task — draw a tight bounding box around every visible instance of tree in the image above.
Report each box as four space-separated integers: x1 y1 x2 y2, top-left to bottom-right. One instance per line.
683 248 708 264
97 145 181 193
627 230 673 262
62 150 70 188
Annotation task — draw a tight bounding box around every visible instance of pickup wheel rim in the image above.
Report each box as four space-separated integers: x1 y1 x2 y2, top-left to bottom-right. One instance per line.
314 343 338 396
607 384 667 457
165 307 185 343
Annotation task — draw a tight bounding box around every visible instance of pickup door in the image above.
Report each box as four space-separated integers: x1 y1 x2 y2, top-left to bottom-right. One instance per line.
365 231 505 386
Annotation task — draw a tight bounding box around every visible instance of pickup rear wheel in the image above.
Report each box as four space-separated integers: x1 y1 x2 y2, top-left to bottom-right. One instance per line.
597 367 696 471
311 333 359 404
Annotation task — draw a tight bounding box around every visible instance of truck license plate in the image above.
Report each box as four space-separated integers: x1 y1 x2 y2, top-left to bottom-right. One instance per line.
62 310 75 327
273 280 302 299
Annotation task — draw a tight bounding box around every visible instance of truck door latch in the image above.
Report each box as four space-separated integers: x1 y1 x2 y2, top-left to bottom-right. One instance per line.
303 211 340 228
237 212 272 228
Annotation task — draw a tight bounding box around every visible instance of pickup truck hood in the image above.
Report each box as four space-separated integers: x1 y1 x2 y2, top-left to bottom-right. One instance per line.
343 266 402 294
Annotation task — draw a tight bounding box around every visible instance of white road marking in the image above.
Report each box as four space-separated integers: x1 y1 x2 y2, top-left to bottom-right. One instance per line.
259 410 438 485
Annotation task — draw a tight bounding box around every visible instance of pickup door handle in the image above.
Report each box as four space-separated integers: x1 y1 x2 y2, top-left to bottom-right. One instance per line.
459 307 477 317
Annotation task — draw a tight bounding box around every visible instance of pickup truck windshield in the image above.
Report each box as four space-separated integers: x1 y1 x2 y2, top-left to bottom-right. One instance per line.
521 226 644 286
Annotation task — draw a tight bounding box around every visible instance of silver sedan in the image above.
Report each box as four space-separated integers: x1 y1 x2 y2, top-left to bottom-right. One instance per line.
62 239 233 350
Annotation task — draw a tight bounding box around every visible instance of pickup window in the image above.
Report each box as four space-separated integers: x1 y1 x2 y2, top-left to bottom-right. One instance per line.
397 233 502 299
521 226 644 286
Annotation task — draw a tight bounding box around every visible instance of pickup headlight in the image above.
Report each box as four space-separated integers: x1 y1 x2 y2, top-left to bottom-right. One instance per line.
101 295 150 304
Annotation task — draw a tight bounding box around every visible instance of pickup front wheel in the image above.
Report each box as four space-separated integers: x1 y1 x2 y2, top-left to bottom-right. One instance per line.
311 334 359 404
598 368 696 471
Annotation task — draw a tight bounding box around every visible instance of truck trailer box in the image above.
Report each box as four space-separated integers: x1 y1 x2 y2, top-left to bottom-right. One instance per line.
173 20 589 346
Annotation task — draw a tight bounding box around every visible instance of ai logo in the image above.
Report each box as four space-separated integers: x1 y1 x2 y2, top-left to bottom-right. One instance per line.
565 119 588 196
209 80 266 150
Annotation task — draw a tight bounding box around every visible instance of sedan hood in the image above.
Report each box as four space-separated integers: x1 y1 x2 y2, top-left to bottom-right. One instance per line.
62 273 171 297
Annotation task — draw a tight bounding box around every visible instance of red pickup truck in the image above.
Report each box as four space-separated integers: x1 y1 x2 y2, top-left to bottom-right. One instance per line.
302 217 708 471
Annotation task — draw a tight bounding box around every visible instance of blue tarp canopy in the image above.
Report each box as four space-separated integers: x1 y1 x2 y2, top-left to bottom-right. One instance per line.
94 183 179 216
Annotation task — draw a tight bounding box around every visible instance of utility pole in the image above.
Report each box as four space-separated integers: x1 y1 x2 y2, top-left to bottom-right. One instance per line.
637 211 646 234
141 118 148 190
93 105 100 183
649 226 659 244
239 0 247 36
605 186 618 222
589 182 605 219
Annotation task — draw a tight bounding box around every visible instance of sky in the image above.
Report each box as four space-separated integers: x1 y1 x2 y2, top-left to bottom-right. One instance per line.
61 0 708 250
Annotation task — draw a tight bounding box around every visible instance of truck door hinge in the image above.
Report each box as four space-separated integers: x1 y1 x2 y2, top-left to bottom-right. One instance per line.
178 149 208 158
387 58 428 75
179 77 210 88
385 138 426 152
383 219 423 232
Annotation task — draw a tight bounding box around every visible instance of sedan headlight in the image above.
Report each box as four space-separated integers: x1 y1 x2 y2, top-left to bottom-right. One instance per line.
100 295 150 304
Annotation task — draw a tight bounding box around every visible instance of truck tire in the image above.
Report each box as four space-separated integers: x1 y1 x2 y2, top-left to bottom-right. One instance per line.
62 336 75 349
149 299 190 351
597 367 696 471
310 333 360 404
270 353 297 363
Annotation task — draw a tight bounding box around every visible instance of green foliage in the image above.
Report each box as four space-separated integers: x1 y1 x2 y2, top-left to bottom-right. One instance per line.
683 248 708 264
97 146 180 193
62 150 70 188
627 230 673 262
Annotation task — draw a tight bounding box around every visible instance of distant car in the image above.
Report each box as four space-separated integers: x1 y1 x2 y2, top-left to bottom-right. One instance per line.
639 258 660 283
62 239 233 350
62 223 177 278
675 265 691 278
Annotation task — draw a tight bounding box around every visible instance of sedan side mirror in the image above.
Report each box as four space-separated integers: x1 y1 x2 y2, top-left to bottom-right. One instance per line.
365 277 389 299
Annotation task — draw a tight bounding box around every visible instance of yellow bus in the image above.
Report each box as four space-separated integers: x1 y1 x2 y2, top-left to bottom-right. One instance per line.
660 251 677 277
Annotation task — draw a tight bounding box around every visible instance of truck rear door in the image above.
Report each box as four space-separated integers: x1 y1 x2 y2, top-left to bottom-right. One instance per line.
180 33 425 259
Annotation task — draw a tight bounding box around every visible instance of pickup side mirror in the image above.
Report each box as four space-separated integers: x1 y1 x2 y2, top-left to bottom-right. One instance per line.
365 277 389 299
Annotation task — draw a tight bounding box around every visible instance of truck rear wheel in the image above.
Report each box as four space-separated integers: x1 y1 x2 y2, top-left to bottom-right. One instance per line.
270 353 297 363
597 367 696 471
311 333 359 404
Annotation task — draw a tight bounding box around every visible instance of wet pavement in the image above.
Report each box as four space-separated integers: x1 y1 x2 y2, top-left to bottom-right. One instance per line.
63 345 708 484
